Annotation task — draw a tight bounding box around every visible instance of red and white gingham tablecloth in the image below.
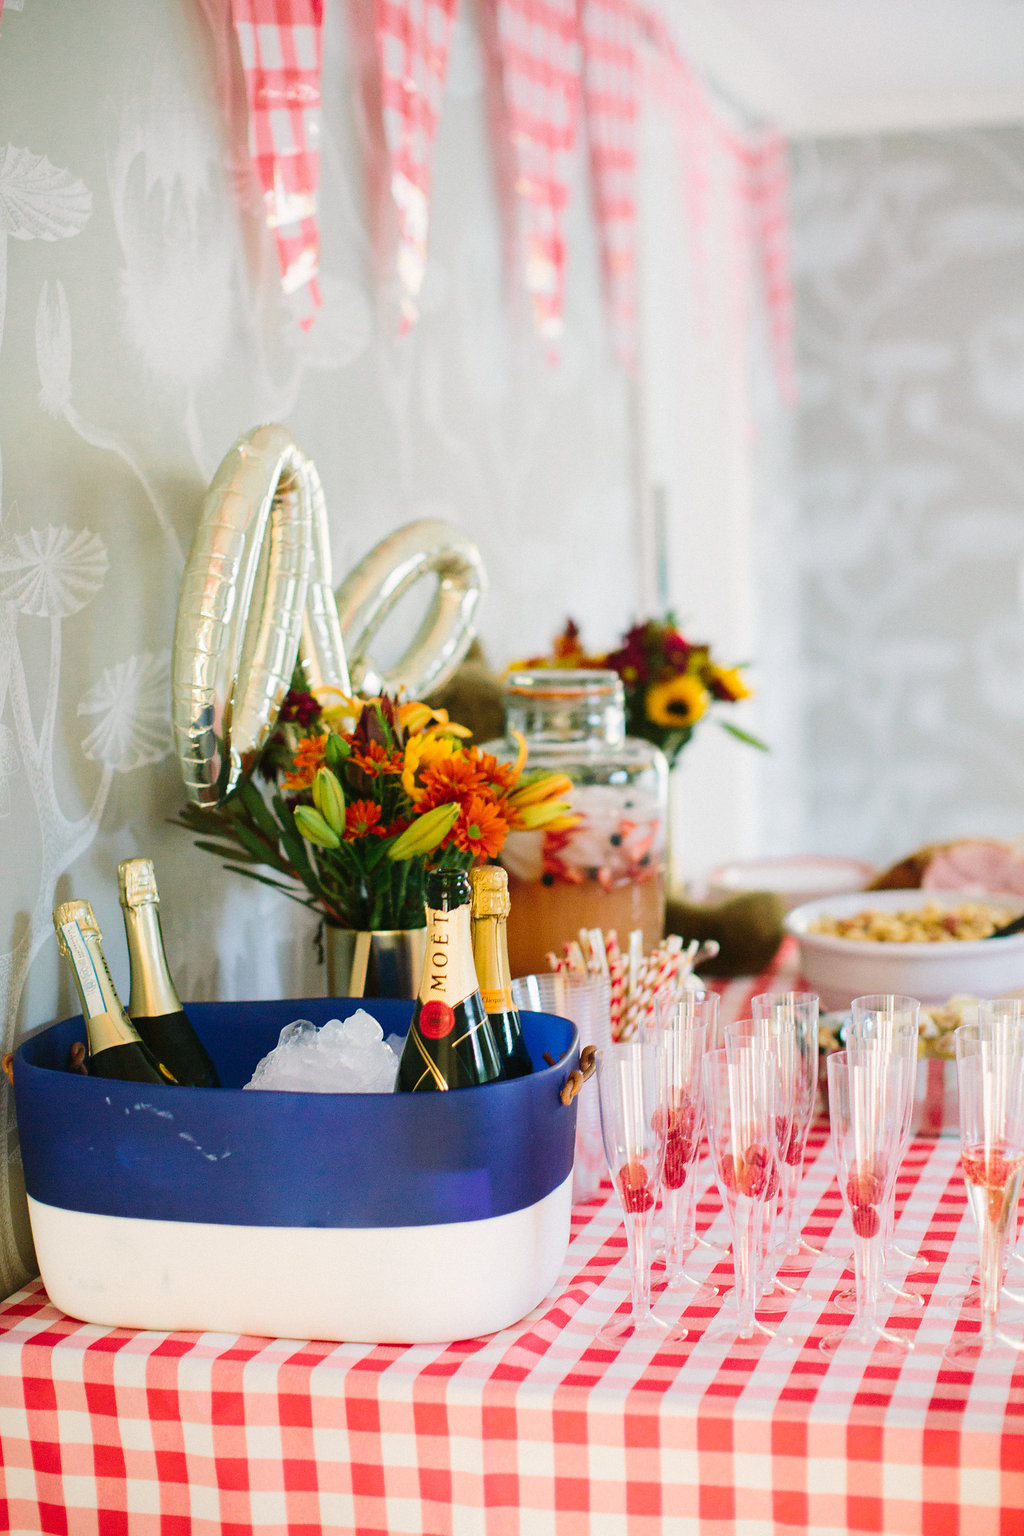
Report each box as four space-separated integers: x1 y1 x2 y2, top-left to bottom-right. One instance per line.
3 958 1024 1534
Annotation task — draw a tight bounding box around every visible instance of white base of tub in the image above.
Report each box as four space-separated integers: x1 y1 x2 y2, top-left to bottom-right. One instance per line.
27 1176 572 1343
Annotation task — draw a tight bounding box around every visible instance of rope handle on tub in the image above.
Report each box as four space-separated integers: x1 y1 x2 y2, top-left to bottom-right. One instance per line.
559 1044 597 1107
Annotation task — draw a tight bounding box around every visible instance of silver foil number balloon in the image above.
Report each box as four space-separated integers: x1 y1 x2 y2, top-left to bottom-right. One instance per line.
334 518 485 699
173 428 485 808
172 425 349 806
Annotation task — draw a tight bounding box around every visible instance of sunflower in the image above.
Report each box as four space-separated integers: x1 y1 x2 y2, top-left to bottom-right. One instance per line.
645 675 709 729
706 664 753 703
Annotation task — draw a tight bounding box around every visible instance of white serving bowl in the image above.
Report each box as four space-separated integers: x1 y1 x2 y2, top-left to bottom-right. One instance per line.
784 888 1024 1011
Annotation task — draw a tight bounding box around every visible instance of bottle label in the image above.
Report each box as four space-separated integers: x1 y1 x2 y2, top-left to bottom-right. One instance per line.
61 921 105 1015
418 905 479 1006
480 986 513 1013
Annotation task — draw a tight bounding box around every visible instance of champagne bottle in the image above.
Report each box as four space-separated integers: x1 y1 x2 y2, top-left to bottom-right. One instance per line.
118 858 220 1088
395 869 505 1092
53 900 176 1085
470 865 532 1079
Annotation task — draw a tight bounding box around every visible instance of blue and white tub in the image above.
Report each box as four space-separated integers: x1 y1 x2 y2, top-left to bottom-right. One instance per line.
13 999 579 1343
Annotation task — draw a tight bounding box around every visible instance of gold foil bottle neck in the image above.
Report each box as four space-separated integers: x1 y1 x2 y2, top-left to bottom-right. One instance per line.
469 865 511 918
53 899 100 948
118 858 159 908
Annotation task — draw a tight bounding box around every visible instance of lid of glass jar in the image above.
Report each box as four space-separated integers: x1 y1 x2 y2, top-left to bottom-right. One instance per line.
503 668 623 702
502 668 625 744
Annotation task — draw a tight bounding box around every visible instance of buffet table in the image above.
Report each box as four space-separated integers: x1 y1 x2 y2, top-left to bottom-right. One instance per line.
2 954 1024 1535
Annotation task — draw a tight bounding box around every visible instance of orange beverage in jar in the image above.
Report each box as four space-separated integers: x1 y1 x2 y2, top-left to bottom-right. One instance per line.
481 671 668 980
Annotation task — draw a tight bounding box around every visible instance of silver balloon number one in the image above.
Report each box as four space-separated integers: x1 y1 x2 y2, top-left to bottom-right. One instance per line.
172 425 485 808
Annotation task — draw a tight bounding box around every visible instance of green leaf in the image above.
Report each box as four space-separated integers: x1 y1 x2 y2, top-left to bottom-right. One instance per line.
227 820 286 866
191 838 262 865
719 720 770 751
220 865 321 910
233 778 285 840
272 793 315 876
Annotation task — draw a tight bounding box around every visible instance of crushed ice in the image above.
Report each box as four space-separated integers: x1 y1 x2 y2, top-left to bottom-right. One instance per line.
244 1008 400 1093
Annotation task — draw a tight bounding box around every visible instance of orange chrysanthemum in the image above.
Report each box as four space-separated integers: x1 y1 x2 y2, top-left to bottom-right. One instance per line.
449 794 509 860
349 740 404 778
343 800 385 840
419 754 483 808
470 749 518 794
282 733 328 792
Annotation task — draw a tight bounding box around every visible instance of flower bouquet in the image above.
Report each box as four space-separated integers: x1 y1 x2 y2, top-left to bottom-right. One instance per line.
177 688 575 933
522 616 766 767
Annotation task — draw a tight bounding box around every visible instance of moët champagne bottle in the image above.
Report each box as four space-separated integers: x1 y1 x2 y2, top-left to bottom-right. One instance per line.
395 869 504 1092
469 865 532 1079
118 858 220 1088
53 900 176 1085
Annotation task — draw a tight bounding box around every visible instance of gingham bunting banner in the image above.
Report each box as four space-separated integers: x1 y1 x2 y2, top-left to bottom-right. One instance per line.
230 0 324 329
480 0 582 355
579 0 642 374
373 0 459 331
637 1 797 403
639 5 712 295
743 128 798 405
715 120 798 407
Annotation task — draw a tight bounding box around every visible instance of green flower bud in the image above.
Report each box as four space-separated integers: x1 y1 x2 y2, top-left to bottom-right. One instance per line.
324 734 351 771
312 767 346 834
294 804 341 849
387 801 459 861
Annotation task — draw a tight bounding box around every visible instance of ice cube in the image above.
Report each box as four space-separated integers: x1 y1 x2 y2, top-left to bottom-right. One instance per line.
244 1008 400 1093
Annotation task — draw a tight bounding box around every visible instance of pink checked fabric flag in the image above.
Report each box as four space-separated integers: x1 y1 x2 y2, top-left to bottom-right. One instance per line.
373 0 458 330
481 0 582 353
230 0 324 329
743 130 797 404
716 120 798 406
633 2 797 404
639 4 712 276
579 0 641 373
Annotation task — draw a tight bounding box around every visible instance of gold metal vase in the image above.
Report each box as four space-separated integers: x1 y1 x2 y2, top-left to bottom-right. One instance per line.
324 926 427 999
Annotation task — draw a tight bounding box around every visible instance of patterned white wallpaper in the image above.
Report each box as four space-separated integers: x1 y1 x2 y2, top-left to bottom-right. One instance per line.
0 0 653 1292
790 126 1024 866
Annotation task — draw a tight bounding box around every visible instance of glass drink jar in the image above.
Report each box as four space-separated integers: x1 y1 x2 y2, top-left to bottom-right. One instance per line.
482 670 668 978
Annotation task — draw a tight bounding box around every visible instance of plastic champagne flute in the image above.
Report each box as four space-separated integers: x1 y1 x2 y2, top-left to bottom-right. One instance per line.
950 1002 1024 1311
849 994 925 1263
595 1041 686 1348
702 1042 779 1348
647 992 716 1291
724 1018 798 1304
751 991 820 1265
672 994 730 1265
831 997 927 1316
945 1021 1024 1364
820 1045 914 1356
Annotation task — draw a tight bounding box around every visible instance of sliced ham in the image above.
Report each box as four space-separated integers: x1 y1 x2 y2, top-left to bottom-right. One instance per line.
920 839 1024 897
